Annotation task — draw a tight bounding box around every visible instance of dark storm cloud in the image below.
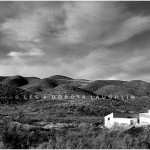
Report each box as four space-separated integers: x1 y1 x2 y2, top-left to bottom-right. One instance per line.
0 1 150 81
118 1 150 15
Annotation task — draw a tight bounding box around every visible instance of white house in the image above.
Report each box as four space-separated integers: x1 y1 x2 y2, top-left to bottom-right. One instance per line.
104 112 139 128
104 110 150 128
139 110 150 125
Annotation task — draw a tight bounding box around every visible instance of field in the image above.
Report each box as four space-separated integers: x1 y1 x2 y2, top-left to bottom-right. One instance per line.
0 96 150 148
0 75 150 148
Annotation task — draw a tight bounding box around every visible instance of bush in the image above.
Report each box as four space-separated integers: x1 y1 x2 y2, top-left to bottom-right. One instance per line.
2 123 29 148
0 142 5 149
2 121 150 149
1 122 52 148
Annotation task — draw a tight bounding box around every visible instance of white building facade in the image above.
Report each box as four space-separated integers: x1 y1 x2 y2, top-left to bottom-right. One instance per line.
104 110 150 128
139 110 150 125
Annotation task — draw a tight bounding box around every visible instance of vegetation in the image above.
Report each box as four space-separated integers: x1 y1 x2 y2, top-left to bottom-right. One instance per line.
1 75 150 149
1 122 150 149
0 84 31 104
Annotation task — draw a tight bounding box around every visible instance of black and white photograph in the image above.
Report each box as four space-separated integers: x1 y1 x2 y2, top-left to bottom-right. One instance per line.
1 1 150 149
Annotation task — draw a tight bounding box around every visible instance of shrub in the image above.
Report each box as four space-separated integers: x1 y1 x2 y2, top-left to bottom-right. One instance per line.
2 121 150 149
2 123 29 148
1 122 52 148
0 142 5 149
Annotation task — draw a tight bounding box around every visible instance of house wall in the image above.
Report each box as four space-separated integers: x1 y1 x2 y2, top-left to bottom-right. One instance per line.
104 113 138 128
114 118 138 125
139 113 150 125
104 113 114 128
104 110 150 128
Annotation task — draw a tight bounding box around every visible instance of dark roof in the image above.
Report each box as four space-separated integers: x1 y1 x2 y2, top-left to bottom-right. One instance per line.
113 112 139 118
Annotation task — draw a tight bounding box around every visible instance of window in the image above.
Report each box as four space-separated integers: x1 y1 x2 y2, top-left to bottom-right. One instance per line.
127 117 132 118
108 117 110 120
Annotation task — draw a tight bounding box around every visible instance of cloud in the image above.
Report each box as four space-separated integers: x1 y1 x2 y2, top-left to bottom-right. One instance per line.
61 2 121 44
0 2 67 58
0 1 150 81
8 48 44 57
102 16 150 45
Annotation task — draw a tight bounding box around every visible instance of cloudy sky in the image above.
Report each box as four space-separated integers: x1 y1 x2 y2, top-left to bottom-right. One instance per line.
0 1 150 81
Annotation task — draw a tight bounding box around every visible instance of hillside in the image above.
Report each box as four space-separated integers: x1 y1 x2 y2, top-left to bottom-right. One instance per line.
0 76 8 82
2 75 28 87
95 85 134 97
69 79 90 87
1 75 150 149
21 78 58 93
80 80 125 93
21 77 91 93
1 75 40 87
0 83 31 104
48 75 73 80
1 75 150 99
39 84 98 101
48 84 96 96
95 80 150 98
24 77 41 84
121 80 150 97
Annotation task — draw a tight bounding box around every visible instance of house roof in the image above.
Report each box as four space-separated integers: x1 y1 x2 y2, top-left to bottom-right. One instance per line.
113 112 139 118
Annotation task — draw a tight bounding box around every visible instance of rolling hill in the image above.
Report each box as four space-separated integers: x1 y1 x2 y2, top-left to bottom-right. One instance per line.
0 83 31 104
21 78 58 93
1 75 41 87
80 80 125 93
2 75 28 87
95 85 133 97
37 84 100 101
0 76 8 82
95 80 150 98
49 84 96 96
21 76 91 93
120 80 150 97
0 74 150 101
47 75 73 80
24 77 41 84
